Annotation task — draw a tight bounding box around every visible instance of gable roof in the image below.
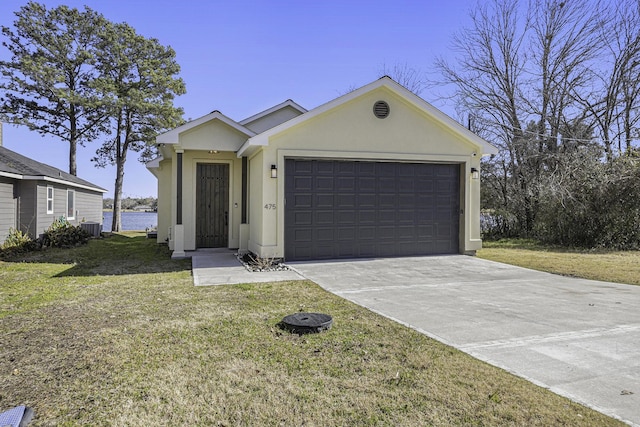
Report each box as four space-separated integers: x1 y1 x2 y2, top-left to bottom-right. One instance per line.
156 110 256 145
237 76 499 157
0 146 106 192
239 99 307 126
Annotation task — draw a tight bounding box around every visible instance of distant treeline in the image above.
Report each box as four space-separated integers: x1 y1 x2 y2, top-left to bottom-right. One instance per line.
103 197 157 211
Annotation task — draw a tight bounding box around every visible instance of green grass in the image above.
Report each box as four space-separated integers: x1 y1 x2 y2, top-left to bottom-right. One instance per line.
0 233 623 426
479 238 640 286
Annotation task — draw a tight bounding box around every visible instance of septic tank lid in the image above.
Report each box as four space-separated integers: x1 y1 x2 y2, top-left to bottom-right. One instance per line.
280 312 333 334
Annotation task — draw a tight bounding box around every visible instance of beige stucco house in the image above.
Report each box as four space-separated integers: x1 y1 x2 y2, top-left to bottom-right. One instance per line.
147 77 498 260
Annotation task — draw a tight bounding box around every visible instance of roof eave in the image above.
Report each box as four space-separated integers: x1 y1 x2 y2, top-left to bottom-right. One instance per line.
156 111 256 145
239 99 308 125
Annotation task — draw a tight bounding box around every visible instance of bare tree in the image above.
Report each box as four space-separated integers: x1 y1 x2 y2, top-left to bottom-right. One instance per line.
379 63 427 95
436 0 611 235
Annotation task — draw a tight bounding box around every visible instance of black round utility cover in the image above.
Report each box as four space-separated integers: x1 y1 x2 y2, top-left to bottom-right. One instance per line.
281 312 333 334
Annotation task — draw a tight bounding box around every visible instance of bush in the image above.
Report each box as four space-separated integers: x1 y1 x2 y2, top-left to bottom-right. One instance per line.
41 217 92 248
0 228 38 259
533 157 640 249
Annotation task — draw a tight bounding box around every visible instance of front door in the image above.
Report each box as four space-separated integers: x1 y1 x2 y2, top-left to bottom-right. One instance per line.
196 163 229 248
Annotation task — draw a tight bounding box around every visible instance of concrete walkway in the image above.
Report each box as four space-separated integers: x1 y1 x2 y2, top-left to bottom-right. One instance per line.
191 249 303 286
289 255 640 426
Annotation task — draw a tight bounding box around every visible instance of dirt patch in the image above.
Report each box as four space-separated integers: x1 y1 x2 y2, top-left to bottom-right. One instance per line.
237 253 290 272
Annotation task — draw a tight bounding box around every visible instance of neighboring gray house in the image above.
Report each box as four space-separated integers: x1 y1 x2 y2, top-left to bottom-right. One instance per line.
0 145 106 243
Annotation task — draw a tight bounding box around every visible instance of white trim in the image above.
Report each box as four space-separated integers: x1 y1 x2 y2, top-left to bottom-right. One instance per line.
0 171 23 180
0 171 106 193
156 110 256 145
66 189 76 220
46 185 54 214
237 76 499 157
239 99 307 125
38 176 107 193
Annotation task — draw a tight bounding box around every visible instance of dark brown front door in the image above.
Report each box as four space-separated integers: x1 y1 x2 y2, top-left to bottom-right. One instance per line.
196 163 229 248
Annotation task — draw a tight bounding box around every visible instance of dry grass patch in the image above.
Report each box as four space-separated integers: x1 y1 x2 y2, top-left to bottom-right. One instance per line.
479 239 640 286
0 233 623 426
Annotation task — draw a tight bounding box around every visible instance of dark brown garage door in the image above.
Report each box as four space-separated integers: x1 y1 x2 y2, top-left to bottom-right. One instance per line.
284 159 460 261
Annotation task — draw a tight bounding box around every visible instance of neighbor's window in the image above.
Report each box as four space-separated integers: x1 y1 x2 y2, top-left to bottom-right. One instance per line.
67 189 75 220
47 186 54 214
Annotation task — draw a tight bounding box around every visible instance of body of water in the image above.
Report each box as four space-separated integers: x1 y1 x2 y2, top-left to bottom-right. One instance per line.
102 211 157 232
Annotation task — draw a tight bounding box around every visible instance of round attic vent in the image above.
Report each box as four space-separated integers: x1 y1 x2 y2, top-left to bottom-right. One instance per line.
373 100 390 119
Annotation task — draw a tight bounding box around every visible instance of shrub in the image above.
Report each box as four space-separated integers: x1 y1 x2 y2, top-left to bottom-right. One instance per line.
41 217 92 248
0 228 37 259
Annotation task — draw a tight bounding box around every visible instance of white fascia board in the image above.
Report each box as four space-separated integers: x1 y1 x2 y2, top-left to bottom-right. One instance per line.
157 111 256 145
237 76 499 157
1 170 106 192
0 171 23 180
146 155 163 170
23 175 107 193
388 80 499 156
238 99 308 125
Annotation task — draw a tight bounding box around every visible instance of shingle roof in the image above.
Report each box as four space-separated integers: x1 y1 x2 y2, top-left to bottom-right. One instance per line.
0 146 106 192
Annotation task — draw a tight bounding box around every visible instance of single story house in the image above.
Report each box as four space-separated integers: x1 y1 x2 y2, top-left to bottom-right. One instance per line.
147 77 498 260
0 145 106 242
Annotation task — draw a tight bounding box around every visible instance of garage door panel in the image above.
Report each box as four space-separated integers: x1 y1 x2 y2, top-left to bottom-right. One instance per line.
358 226 376 240
358 194 376 207
379 194 397 207
285 159 459 261
336 194 355 207
293 229 312 242
315 210 334 224
337 211 356 224
417 224 435 238
377 226 396 240
337 177 356 191
378 177 396 192
398 194 416 208
358 210 376 223
378 209 396 224
337 161 355 174
316 194 334 207
337 227 356 240
295 176 313 190
315 227 334 241
317 161 335 174
397 225 416 239
316 176 334 190
293 211 313 225
358 177 376 191
294 194 313 208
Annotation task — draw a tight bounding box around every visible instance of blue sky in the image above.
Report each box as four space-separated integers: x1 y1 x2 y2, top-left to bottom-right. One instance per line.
0 0 476 198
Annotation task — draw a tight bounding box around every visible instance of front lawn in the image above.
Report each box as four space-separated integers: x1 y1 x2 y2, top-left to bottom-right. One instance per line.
479 239 640 286
0 233 622 425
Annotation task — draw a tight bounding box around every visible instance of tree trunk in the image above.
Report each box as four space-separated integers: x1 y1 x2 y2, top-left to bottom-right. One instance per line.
111 159 125 232
111 121 125 232
69 108 77 176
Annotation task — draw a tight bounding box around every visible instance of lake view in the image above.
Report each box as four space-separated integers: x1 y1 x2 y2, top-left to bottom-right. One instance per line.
102 211 157 232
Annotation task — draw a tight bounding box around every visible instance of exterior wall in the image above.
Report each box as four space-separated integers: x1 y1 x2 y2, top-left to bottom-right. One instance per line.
34 183 103 236
177 150 243 251
243 106 304 134
249 86 484 258
155 158 172 243
247 151 265 255
0 177 17 242
179 121 248 152
73 188 103 225
18 180 38 237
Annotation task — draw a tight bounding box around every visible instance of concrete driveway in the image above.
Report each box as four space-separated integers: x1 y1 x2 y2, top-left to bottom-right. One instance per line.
289 255 640 426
